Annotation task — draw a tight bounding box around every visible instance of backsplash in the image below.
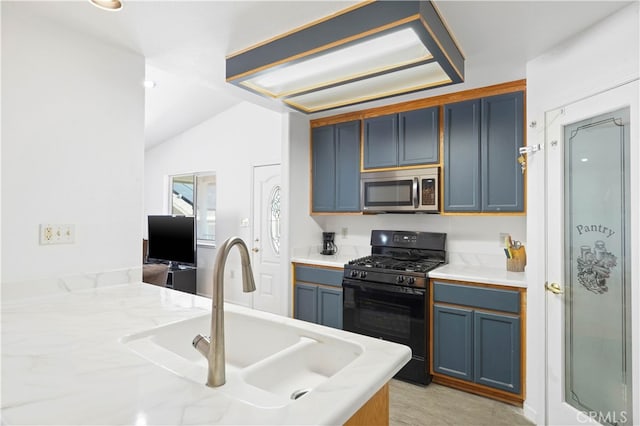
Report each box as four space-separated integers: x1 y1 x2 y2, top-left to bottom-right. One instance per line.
312 214 526 268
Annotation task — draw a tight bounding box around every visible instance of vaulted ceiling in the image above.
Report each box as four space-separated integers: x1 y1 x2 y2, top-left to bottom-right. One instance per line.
14 0 632 149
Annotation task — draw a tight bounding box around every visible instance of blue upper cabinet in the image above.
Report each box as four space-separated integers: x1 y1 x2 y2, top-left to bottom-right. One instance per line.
363 114 397 169
444 91 524 213
443 99 482 211
399 107 439 166
363 107 439 170
311 121 361 213
335 122 362 212
481 92 524 212
311 125 336 212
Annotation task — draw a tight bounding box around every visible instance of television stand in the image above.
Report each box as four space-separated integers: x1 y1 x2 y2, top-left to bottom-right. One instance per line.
166 265 196 294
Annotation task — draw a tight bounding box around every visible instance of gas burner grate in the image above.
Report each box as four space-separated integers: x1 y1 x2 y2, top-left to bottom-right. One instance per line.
348 255 442 273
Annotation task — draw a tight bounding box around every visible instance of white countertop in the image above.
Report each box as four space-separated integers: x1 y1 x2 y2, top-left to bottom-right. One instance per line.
291 253 351 268
429 264 527 288
1 282 410 425
291 250 527 288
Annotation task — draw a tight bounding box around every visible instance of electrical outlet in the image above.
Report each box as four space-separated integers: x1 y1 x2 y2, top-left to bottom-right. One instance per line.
341 227 348 239
40 224 75 245
499 232 509 246
58 224 75 244
40 224 54 244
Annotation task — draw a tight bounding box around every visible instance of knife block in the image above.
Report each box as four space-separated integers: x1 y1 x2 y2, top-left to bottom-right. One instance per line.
506 246 526 272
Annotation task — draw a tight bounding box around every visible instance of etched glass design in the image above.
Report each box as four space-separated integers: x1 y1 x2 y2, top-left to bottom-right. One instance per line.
564 108 632 425
269 185 281 254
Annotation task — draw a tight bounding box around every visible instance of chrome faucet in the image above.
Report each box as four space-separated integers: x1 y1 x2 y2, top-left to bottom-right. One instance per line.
192 237 256 387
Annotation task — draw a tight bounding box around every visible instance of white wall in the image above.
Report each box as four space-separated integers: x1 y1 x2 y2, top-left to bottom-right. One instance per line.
525 3 639 424
144 101 283 300
1 4 145 287
286 112 324 250
319 215 526 267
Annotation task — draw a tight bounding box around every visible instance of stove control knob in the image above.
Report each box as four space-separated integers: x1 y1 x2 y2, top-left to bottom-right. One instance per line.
407 277 416 285
396 275 405 283
350 270 358 278
359 271 367 279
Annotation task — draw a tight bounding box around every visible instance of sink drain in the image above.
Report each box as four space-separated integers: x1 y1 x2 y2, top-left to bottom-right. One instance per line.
290 388 311 400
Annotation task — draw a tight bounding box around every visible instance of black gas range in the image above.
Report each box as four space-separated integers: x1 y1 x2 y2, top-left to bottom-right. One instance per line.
342 230 446 385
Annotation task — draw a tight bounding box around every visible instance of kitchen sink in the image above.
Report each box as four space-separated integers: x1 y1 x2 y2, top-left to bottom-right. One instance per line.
121 308 363 408
242 335 361 398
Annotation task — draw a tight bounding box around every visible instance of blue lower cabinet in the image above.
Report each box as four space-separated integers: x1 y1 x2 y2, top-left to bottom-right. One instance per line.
473 311 521 394
433 305 473 381
317 287 343 329
294 283 343 329
293 264 344 330
433 294 522 396
294 283 318 323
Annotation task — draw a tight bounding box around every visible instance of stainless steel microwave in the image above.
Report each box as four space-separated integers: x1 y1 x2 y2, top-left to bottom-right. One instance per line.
361 168 439 213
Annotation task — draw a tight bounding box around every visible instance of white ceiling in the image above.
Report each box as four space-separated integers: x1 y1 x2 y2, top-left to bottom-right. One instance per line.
15 0 632 149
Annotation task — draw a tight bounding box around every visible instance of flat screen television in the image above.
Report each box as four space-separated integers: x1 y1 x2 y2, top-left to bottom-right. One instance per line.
147 215 196 267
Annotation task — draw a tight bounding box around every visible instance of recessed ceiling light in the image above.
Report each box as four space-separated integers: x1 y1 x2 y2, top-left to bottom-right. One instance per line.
226 1 464 113
88 0 123 12
143 80 157 89
581 158 589 162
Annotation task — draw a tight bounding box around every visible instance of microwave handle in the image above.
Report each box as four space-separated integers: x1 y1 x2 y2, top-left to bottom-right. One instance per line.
413 177 419 208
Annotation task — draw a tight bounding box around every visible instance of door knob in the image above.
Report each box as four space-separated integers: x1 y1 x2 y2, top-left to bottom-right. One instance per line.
252 247 260 253
545 282 563 294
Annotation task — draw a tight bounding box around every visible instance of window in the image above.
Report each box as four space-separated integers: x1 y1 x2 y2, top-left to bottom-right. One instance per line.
170 173 216 244
269 185 281 254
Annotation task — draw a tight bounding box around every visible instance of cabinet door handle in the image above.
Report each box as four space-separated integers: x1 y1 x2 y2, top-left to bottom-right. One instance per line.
413 177 419 208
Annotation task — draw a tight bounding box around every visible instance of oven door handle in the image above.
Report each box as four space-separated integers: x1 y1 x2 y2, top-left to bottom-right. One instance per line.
342 279 425 296
412 177 419 208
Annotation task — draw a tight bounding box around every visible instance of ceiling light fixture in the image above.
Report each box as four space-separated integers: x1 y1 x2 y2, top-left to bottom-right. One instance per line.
226 1 464 113
143 80 157 89
88 0 123 12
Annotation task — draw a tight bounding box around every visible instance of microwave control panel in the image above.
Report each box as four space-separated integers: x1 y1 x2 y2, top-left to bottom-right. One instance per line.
422 178 436 206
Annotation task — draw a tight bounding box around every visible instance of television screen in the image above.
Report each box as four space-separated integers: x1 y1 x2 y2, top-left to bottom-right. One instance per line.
147 215 196 266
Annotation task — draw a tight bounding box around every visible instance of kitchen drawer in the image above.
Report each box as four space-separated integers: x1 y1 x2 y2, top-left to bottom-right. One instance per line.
433 281 520 314
295 265 343 287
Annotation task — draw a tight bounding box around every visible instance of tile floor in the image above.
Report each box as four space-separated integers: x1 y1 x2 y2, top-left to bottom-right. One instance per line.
389 380 534 426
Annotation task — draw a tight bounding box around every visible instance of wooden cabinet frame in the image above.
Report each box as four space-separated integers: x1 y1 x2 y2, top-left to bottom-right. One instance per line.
429 278 527 406
309 79 527 216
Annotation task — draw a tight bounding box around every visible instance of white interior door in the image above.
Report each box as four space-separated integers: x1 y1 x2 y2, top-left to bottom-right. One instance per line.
251 164 282 315
545 81 637 425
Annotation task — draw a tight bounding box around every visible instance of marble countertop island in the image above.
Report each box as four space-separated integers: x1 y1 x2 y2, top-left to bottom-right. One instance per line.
1 282 410 425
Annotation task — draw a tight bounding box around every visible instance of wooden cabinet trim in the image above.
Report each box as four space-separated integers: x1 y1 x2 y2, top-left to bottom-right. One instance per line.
344 382 389 426
309 79 526 128
431 277 526 293
429 278 527 403
431 374 523 406
310 80 526 216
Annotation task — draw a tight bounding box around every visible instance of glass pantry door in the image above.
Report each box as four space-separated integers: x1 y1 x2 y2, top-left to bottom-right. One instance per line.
545 81 637 425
